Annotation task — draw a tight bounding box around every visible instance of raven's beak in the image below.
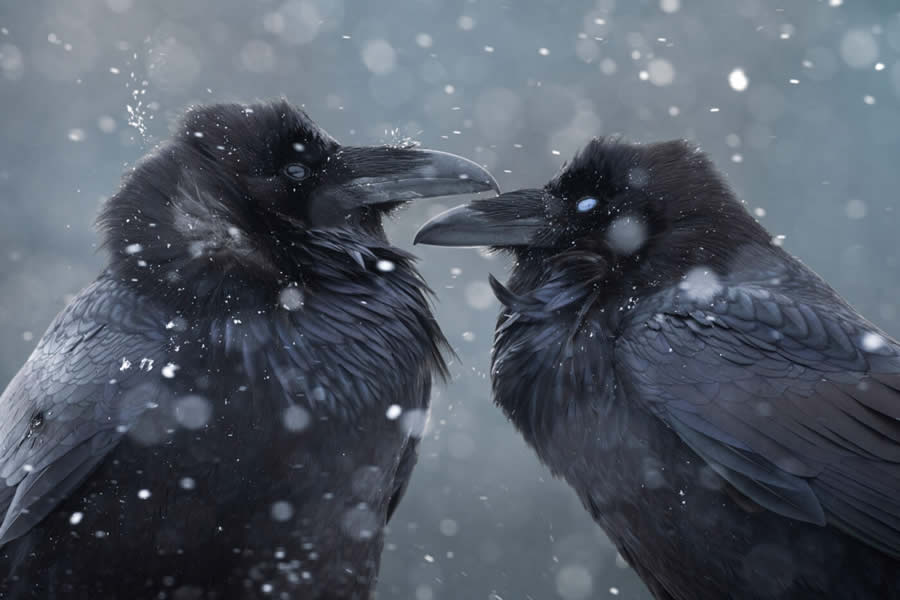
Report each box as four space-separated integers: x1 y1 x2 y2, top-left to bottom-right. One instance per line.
336 147 499 206
414 188 548 247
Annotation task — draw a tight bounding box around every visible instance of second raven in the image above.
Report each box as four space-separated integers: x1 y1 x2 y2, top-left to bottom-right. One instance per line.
416 138 900 599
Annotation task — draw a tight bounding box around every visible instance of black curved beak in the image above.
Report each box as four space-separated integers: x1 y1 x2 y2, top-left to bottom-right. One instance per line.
337 147 499 206
414 188 549 247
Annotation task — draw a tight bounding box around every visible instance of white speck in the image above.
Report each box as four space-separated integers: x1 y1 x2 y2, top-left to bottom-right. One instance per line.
610 588 620 596
484 45 494 53
279 287 305 311
362 39 396 75
444 84 455 94
192 131 204 138
538 47 550 56
458 16 475 30
376 259 395 273
22 464 33 473
120 358 132 371
424 554 435 563
679 268 722 302
261 583 273 594
180 477 196 490
754 207 767 218
647 58 675 86
139 358 154 372
728 68 748 91
577 197 598 213
386 404 402 420
283 405 310 432
638 70 649 81
840 29 878 69
875 62 885 71
69 512 83 525
124 243 143 255
67 128 85 142
829 0 842 4
862 332 885 351
161 363 179 378
137 489 151 500
845 198 867 219
863 95 876 105
109 67 120 74
789 78 799 84
293 142 306 152
709 107 720 113
731 154 743 163
551 149 561 156
660 0 680 13
668 105 680 116
772 234 787 247
22 331 33 342
461 331 475 342
271 500 295 522
416 33 433 48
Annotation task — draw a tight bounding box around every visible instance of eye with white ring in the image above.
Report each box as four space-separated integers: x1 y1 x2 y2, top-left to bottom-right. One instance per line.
576 197 598 213
283 163 311 181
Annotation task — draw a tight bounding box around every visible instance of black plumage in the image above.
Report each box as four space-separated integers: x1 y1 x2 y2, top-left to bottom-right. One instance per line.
0 99 497 599
415 138 900 599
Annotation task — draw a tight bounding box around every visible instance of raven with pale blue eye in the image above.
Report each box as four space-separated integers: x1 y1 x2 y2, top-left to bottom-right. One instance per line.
417 137 900 599
0 99 498 599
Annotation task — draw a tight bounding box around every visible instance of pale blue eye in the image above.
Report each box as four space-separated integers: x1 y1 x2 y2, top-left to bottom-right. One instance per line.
576 197 598 213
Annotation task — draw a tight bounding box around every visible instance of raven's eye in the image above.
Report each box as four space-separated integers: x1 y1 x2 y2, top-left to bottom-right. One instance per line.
576 197 598 213
283 163 311 181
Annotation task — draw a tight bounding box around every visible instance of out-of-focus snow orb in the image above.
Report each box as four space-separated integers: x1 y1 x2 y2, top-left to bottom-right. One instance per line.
607 215 647 255
660 0 680 13
457 16 475 31
69 512 84 525
270 500 295 522
68 129 85 142
385 404 402 420
415 33 433 48
376 259 395 272
679 268 723 302
401 408 429 438
283 405 310 432
439 518 459 536
647 58 675 86
0 44 24 80
273 0 326 45
362 39 396 75
174 395 212 430
239 40 276 73
464 281 495 310
180 477 196 490
728 68 749 91
341 503 378 540
555 564 593 600
840 29 879 69
137 489 151 500
862 332 885 351
279 287 305 311
845 198 867 220
97 116 117 133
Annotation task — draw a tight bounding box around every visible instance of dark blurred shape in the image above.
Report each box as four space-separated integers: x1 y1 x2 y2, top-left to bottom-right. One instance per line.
0 99 496 598
416 138 900 599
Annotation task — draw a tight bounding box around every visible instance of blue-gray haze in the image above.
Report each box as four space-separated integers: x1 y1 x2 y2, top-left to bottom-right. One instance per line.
1 1 899 598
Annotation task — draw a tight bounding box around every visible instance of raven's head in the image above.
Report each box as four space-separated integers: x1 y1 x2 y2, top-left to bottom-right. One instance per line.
99 99 497 303
415 137 768 289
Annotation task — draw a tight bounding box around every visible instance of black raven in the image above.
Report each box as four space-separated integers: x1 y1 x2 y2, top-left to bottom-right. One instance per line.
0 99 497 599
415 138 900 599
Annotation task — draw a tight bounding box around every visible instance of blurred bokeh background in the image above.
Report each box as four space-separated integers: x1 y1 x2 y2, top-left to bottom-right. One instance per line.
2 1 900 598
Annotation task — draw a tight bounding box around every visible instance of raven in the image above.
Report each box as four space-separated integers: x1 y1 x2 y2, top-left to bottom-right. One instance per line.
0 99 497 599
415 138 900 599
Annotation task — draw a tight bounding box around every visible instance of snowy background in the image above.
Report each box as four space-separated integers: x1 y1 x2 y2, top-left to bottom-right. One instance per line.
2 1 900 598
